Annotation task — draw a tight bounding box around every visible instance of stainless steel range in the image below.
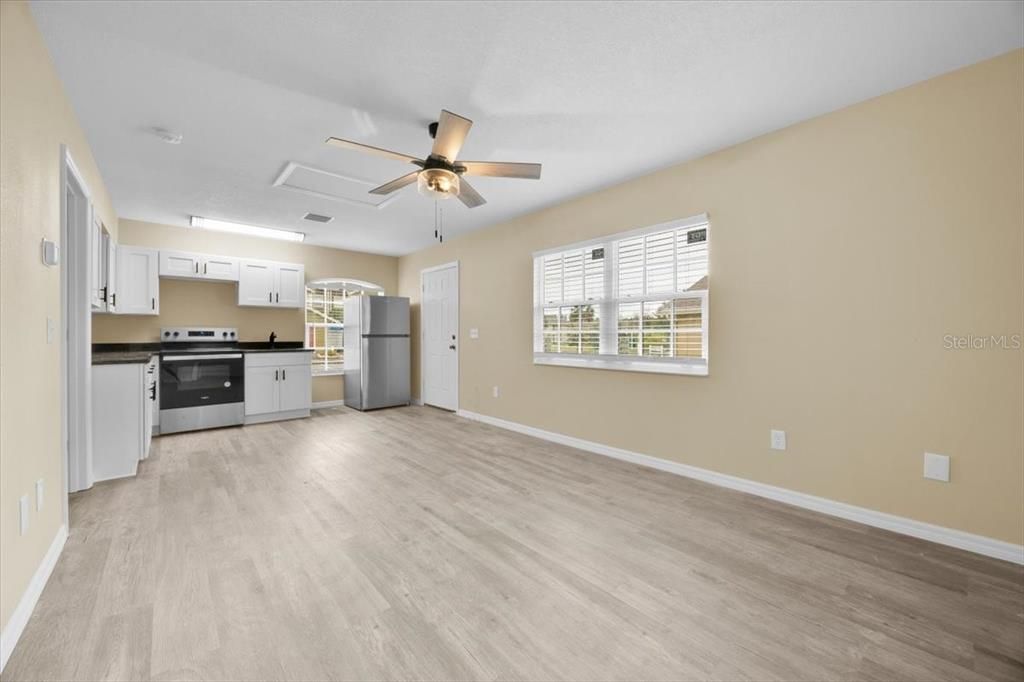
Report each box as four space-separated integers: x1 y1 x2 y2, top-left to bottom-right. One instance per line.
160 327 244 434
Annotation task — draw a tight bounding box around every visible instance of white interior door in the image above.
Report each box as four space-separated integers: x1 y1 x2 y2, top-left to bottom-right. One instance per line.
421 263 458 411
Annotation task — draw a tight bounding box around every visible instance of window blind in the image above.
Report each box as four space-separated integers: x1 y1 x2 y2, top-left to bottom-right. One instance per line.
533 215 709 375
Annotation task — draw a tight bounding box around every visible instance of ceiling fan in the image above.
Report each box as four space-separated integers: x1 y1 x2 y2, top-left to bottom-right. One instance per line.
325 110 541 208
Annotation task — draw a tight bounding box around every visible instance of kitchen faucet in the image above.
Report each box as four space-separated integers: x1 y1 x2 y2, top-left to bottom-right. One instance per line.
269 331 277 346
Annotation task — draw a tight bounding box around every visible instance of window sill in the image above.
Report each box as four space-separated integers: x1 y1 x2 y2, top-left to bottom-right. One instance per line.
311 369 345 377
533 354 708 376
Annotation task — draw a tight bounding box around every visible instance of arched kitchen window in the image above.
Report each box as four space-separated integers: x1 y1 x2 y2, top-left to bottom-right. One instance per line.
305 278 384 375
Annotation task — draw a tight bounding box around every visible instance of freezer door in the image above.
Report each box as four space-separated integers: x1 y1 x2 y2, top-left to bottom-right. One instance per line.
360 336 410 409
363 296 410 336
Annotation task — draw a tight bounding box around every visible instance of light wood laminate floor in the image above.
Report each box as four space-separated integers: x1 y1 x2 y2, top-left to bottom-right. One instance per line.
4 406 1022 681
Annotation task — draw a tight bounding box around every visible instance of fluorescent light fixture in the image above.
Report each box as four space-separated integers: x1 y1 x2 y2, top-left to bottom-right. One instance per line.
190 216 305 242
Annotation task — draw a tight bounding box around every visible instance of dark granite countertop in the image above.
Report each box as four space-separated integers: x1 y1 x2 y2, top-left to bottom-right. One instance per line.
92 349 159 365
91 342 310 364
237 342 310 353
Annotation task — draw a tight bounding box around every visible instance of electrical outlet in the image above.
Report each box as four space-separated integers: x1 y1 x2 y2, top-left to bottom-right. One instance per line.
36 479 44 511
19 495 29 535
923 452 950 482
770 429 787 451
492 386 500 398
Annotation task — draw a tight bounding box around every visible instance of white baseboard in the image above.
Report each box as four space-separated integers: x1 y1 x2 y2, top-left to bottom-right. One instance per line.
456 410 1024 565
0 524 68 672
313 399 422 409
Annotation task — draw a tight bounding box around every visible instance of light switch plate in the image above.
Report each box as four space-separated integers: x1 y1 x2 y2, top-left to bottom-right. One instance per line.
923 452 950 482
46 317 56 344
470 328 479 339
36 479 44 511
770 429 787 451
41 239 59 266
492 386 499 398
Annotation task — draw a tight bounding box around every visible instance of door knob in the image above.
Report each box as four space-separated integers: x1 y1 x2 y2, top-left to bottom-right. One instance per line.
449 344 456 350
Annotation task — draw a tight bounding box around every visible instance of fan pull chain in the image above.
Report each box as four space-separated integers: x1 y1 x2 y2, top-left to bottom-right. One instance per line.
429 201 446 243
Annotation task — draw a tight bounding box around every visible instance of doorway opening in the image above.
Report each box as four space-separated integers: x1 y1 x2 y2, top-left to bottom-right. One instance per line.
61 146 94 519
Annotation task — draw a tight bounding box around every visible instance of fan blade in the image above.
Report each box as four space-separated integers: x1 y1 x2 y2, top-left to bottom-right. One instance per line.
457 177 486 208
325 137 421 165
457 161 542 179
431 110 473 162
369 171 420 195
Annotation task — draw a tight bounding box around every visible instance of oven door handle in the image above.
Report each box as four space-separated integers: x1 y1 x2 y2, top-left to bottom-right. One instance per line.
162 353 244 361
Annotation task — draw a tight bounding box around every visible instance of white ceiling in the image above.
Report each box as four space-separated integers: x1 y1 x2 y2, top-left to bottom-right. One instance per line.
31 1 1023 256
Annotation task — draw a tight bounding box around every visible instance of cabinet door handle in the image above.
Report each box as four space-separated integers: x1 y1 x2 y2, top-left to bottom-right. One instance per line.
282 369 286 381
269 292 272 303
203 262 207 275
276 292 279 303
112 293 116 307
195 262 199 274
275 369 279 381
151 297 155 310
101 285 107 303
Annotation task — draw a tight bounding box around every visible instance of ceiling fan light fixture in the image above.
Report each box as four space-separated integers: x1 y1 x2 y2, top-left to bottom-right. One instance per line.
417 168 459 200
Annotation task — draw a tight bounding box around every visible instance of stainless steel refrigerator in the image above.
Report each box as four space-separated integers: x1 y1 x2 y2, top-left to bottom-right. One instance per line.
343 295 411 410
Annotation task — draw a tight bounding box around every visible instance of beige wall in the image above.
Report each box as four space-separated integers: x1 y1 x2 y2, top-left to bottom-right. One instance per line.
93 220 398 402
399 50 1024 545
0 1 120 631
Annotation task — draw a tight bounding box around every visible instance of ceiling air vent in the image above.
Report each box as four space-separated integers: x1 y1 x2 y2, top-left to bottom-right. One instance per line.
303 212 334 223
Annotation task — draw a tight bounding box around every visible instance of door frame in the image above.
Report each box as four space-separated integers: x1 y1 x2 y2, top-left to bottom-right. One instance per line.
60 145 94 515
419 261 459 411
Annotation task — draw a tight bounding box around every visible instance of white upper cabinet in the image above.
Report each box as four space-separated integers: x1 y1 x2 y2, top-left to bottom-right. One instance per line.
159 250 239 282
276 263 305 308
159 250 200 278
238 260 276 306
202 254 240 281
116 245 160 315
238 259 304 308
91 217 118 313
90 215 104 310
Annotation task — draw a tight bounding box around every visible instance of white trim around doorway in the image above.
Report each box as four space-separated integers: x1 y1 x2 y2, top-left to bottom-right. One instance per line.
60 145 94 505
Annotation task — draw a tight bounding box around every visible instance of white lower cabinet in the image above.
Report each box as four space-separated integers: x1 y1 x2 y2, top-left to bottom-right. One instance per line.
244 352 312 423
92 359 155 482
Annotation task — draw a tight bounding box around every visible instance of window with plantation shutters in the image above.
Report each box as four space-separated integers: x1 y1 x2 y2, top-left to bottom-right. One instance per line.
533 214 709 376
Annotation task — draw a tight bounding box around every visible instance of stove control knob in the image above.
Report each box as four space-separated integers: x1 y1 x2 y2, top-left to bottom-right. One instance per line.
163 331 170 337
222 331 228 337
230 331 236 337
172 331 179 337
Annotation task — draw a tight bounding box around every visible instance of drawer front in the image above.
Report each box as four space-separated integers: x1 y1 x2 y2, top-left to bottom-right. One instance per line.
245 351 310 368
